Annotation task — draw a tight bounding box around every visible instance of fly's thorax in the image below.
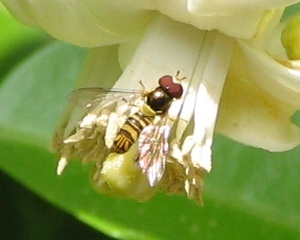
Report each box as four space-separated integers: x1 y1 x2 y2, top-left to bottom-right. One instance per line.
146 87 172 113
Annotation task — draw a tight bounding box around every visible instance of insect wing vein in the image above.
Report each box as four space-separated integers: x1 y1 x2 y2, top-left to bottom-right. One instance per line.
138 123 171 186
68 87 142 110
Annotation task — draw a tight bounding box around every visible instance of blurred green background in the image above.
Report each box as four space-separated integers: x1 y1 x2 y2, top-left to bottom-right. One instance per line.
0 4 113 240
1 2 300 240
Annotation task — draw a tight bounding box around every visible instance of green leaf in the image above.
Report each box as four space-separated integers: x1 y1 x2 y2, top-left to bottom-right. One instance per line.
283 2 300 20
0 41 300 240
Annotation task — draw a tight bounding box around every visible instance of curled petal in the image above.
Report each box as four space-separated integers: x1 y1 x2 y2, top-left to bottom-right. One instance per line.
216 46 300 151
238 40 300 108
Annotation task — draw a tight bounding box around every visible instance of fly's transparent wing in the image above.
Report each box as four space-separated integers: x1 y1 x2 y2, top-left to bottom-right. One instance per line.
68 87 142 111
53 85 145 177
54 87 143 162
57 87 143 141
138 120 171 186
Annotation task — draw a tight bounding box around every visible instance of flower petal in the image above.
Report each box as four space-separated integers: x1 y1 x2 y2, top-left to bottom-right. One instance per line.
3 0 297 46
216 46 300 151
188 0 300 15
238 40 300 108
155 2 285 38
179 31 234 172
113 14 207 90
2 0 154 47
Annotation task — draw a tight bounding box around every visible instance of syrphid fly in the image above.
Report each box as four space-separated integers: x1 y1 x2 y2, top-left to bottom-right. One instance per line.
61 73 185 187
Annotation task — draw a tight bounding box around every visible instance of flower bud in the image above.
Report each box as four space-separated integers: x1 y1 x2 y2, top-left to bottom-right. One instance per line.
281 14 300 60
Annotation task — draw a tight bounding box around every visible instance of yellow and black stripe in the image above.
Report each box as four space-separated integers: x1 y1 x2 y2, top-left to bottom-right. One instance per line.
114 111 154 153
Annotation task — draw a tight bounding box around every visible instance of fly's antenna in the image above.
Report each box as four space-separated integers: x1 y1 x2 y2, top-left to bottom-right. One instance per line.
139 80 146 90
175 70 186 81
139 80 148 95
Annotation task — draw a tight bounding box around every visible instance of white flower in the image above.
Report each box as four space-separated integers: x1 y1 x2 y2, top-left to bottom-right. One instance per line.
3 1 300 203
3 0 300 45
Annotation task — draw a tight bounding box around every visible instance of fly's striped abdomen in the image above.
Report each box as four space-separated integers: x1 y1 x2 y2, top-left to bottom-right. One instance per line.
114 111 154 154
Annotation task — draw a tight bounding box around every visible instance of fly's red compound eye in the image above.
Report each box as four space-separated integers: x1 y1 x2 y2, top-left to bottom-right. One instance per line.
159 75 173 87
159 75 183 99
168 83 183 99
